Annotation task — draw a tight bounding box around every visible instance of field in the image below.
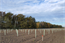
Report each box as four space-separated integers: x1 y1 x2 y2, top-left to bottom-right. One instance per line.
0 28 65 43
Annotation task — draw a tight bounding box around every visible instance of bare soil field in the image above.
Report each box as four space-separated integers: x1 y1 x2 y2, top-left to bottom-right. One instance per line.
0 29 65 43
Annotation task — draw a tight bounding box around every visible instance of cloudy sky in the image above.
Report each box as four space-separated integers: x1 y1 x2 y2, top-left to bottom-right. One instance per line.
0 0 65 27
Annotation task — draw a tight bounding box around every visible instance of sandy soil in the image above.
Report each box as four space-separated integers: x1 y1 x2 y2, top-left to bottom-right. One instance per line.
0 29 65 43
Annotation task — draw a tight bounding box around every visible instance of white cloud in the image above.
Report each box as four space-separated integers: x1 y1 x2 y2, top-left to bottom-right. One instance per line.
53 18 65 22
1 0 65 14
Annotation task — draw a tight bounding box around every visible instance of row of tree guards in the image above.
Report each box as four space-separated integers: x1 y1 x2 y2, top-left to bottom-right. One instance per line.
0 29 64 41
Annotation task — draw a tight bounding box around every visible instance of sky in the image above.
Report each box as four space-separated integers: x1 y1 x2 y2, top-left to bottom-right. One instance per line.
0 0 65 27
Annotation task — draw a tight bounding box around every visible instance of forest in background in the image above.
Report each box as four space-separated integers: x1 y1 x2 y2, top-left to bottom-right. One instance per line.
0 11 63 29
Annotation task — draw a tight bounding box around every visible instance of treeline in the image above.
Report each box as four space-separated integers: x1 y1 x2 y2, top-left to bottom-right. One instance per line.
36 22 62 28
0 12 63 29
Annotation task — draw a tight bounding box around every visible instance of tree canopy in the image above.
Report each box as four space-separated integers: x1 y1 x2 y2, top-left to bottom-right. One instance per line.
0 12 63 29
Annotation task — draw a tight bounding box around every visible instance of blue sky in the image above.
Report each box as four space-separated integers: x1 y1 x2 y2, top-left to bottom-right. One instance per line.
0 0 65 27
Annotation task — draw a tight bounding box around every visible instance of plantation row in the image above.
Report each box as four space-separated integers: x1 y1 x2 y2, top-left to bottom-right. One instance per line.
0 29 64 37
0 29 65 43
